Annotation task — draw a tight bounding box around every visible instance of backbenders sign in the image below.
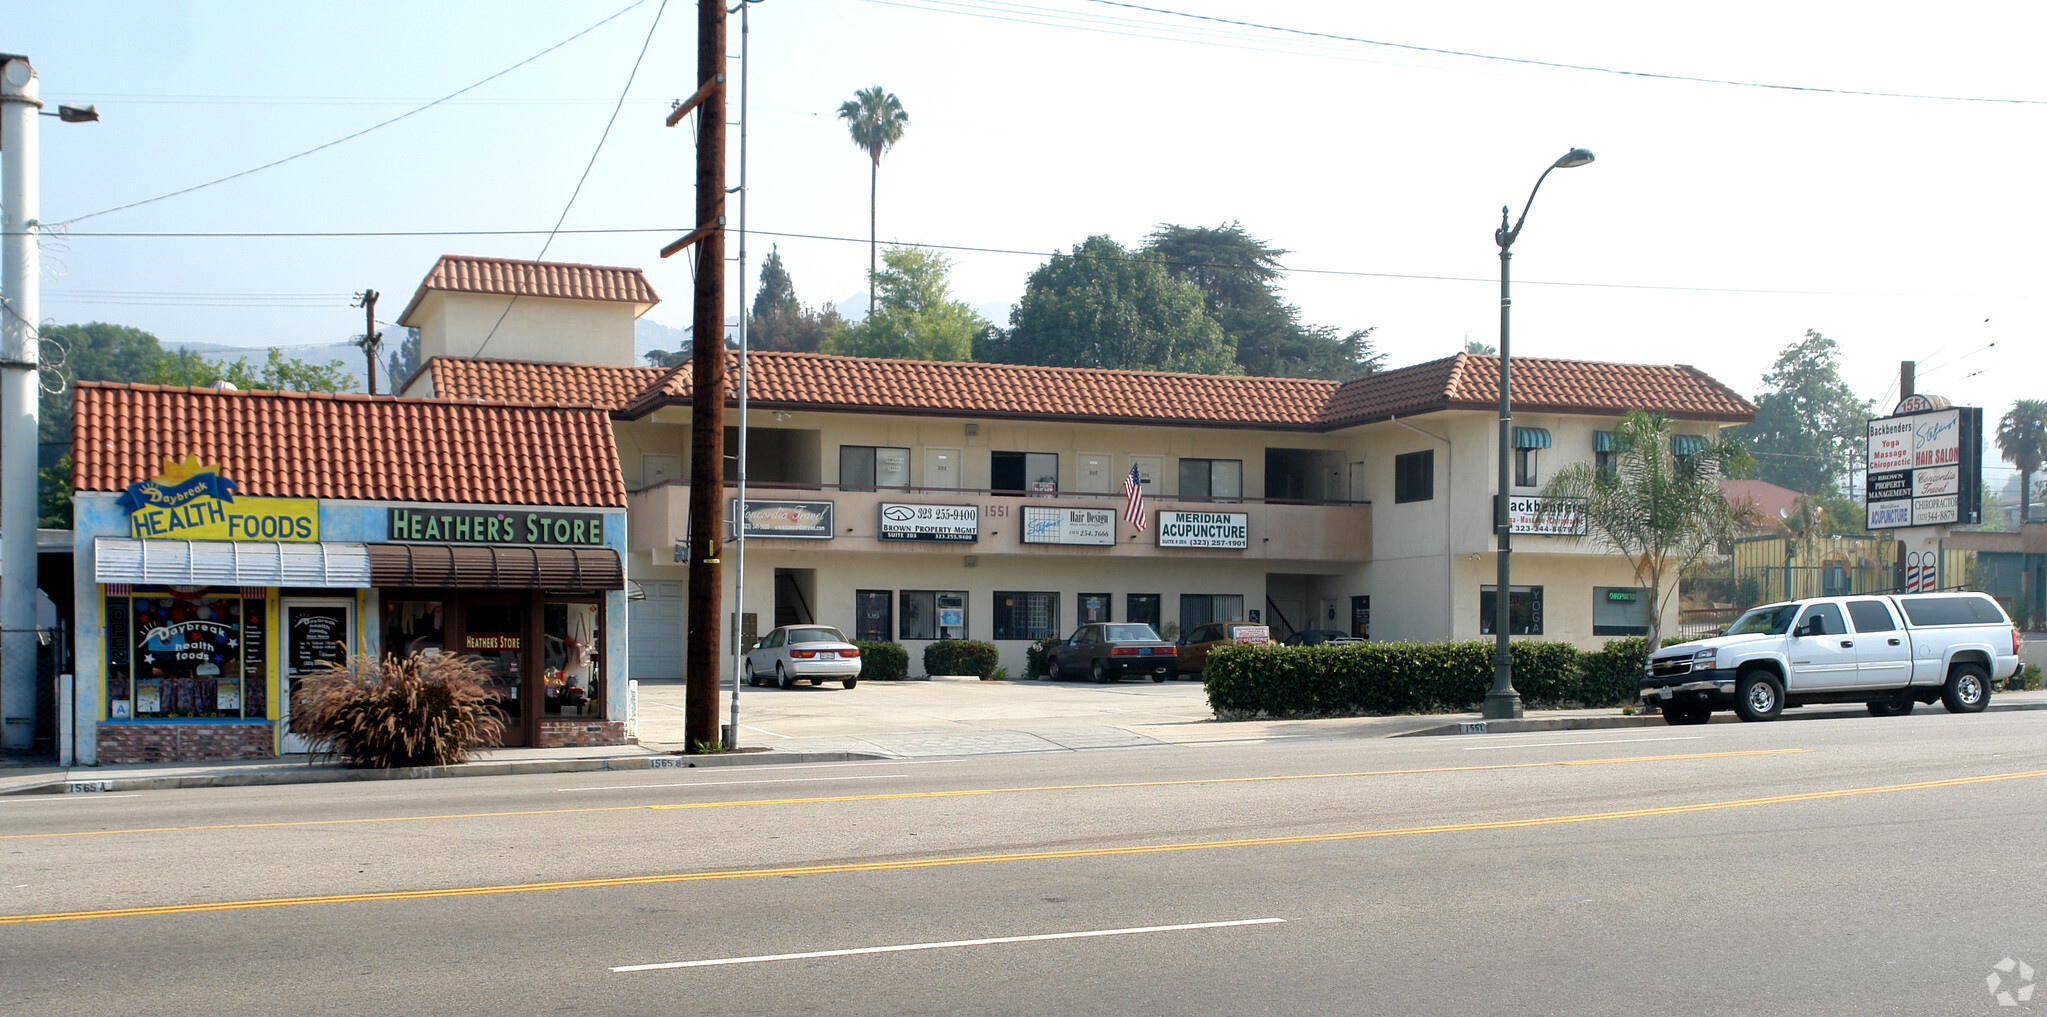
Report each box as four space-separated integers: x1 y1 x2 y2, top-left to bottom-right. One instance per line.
120 456 319 541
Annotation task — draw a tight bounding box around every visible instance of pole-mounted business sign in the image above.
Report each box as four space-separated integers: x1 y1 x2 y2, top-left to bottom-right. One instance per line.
1865 401 1982 529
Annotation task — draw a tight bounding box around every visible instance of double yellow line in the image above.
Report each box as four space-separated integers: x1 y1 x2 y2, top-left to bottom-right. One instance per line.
8 760 2043 926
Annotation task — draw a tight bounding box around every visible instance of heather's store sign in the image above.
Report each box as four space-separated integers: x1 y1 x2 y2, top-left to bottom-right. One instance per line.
1506 496 1586 536
388 507 606 546
1865 405 1982 529
1021 506 1116 546
734 500 835 539
121 456 318 541
1157 511 1249 549
879 503 979 542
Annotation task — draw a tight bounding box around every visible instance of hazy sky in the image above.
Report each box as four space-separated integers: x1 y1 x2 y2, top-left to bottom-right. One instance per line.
14 1 2046 484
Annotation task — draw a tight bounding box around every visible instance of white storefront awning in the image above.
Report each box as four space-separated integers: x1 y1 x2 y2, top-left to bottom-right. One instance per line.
94 537 372 588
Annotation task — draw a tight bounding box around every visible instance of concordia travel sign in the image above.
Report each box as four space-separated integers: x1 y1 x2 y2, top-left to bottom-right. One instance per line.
1157 511 1249 549
1865 399 1983 529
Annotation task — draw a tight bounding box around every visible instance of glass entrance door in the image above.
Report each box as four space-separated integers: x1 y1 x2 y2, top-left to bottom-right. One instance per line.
280 598 355 754
462 598 529 746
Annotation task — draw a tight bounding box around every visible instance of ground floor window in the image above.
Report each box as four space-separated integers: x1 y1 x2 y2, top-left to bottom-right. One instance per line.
542 600 600 716
1078 593 1111 625
1480 585 1544 635
855 590 893 641
106 589 268 719
1351 595 1371 639
901 590 968 640
993 591 1059 640
1180 594 1245 632
1592 587 1651 636
1127 594 1161 630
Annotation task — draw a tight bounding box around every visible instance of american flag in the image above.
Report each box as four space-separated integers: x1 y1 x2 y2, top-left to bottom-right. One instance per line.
1123 463 1148 531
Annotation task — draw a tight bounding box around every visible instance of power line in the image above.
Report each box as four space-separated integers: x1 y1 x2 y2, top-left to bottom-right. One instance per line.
1076 0 2047 105
23 224 1961 299
475 0 670 358
49 1 652 227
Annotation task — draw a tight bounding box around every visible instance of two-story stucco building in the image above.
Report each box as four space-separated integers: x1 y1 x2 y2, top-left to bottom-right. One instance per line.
396 256 1757 680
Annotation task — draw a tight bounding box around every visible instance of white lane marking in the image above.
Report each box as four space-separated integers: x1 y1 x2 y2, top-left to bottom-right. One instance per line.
0 793 142 804
556 774 905 793
612 918 1286 972
648 702 688 712
739 723 791 739
1460 736 1705 751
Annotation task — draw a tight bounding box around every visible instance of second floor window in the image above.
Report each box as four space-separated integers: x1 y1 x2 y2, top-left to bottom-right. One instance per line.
1394 450 1434 504
1177 458 1243 501
992 451 1058 496
1514 447 1539 487
840 446 910 490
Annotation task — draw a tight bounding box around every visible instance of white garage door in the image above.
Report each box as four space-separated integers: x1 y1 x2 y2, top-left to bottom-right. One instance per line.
629 580 685 681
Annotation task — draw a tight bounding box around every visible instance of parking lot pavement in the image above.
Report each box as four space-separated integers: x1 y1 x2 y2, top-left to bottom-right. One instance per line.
631 676 1457 756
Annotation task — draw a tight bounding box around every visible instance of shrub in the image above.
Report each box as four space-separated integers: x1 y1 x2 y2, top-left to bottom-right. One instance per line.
924 639 1000 679
2003 663 2043 693
1023 637 1061 679
1204 639 1604 719
852 641 909 681
1579 638 1651 707
292 652 505 768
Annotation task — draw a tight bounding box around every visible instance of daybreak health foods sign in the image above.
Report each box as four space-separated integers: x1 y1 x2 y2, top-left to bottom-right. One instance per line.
1157 511 1248 549
1865 404 1982 529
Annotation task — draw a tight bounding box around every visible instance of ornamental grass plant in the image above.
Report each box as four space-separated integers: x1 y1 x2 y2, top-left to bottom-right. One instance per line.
292 651 506 768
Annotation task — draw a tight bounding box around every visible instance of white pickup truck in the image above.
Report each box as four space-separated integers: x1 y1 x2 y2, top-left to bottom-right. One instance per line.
1641 591 2021 725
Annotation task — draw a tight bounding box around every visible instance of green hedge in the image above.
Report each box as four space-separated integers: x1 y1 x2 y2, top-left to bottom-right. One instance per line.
853 641 909 681
924 640 1001 679
1204 638 1656 719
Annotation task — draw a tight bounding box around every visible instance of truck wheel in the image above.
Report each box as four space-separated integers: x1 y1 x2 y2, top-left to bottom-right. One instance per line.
1662 703 1710 726
1941 663 1991 714
1866 701 1913 717
1733 672 1783 722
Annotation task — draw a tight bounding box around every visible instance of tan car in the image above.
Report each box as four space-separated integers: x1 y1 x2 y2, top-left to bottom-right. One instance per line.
1174 621 1273 678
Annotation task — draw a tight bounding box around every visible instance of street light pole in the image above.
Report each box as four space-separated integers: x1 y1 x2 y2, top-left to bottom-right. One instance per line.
1485 147 1594 721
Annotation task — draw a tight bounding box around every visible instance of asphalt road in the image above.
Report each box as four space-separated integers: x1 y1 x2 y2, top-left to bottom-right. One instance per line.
5 708 2044 1016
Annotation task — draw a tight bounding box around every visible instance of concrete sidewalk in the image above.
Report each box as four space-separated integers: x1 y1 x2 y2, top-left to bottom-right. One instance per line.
6 687 2040 796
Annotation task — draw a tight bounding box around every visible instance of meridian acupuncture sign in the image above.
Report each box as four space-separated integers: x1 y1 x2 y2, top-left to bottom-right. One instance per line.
1157 511 1249 549
1865 405 1983 529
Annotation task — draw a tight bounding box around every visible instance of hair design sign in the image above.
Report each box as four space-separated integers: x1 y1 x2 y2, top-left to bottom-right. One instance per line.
1021 506 1115 546
120 455 318 541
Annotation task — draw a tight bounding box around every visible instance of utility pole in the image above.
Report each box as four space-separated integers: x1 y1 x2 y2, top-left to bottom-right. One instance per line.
661 0 727 750
1 56 43 750
353 289 381 395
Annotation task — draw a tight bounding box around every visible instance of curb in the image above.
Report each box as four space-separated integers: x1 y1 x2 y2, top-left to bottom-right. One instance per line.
1396 698 2047 737
0 750 888 796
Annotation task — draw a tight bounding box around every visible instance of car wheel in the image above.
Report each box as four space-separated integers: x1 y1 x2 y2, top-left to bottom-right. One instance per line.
1733 671 1783 722
1150 671 1167 683
1941 662 1990 714
1091 661 1110 684
842 678 858 690
1662 703 1710 726
1048 659 1064 681
776 664 792 691
1866 700 1913 717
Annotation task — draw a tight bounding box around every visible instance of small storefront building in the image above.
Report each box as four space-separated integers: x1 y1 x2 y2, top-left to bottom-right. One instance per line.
67 382 629 764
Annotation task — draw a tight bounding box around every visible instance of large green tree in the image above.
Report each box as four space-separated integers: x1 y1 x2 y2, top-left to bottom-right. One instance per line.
1996 399 2047 524
1738 330 1872 494
746 246 842 354
837 85 909 316
977 235 1238 374
146 347 356 392
1142 223 1381 379
384 326 422 391
1538 411 1755 646
824 246 985 361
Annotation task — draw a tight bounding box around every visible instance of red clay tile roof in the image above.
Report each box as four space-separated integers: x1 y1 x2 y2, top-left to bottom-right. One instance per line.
71 382 624 507
1321 353 1756 427
421 356 663 411
601 350 1753 428
396 255 659 326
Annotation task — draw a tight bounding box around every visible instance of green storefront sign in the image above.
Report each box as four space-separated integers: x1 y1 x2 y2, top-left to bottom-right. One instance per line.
388 507 607 546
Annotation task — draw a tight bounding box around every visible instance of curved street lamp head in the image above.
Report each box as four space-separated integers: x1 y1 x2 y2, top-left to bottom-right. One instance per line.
1553 148 1595 169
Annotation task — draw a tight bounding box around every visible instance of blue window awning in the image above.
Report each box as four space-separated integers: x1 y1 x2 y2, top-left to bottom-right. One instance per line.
1512 427 1552 449
1593 430 1616 452
1672 434 1708 456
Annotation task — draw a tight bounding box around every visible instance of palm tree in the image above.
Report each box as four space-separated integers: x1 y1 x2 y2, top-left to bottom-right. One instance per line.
1537 411 1756 646
1996 399 2047 524
837 86 909 318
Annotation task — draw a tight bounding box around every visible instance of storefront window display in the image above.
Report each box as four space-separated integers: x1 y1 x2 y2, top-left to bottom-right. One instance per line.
107 590 267 719
543 600 600 716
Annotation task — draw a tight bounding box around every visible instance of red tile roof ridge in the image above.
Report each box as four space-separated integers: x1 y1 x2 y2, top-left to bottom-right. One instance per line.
70 379 628 416
397 254 659 325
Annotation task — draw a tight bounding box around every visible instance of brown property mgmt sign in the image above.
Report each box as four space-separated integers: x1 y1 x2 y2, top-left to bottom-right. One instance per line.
388 507 608 546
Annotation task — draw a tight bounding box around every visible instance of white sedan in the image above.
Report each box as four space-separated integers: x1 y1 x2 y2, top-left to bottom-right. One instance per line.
744 625 863 689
